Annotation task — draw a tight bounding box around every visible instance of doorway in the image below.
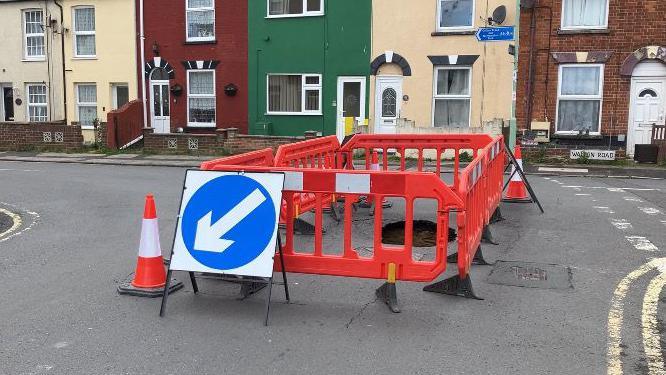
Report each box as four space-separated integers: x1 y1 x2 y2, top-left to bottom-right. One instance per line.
336 77 366 142
628 62 666 156
149 68 170 134
1 84 14 121
374 76 403 134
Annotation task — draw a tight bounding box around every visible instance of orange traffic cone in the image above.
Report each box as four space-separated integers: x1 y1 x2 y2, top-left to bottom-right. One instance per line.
118 194 183 297
503 145 532 203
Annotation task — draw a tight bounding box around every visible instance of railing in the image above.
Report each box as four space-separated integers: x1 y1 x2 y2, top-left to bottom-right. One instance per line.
106 100 143 150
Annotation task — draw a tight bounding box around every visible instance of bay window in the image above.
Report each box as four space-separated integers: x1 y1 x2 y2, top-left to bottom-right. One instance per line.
267 74 321 115
433 67 471 127
187 70 216 127
556 64 604 134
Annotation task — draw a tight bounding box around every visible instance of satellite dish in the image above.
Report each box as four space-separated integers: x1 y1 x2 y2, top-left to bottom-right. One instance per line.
492 6 507 24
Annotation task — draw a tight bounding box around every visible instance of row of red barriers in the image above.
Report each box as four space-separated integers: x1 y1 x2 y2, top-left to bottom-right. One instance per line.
201 133 505 311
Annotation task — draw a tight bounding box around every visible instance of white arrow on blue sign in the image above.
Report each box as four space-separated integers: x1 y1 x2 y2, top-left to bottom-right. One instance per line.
169 170 285 278
476 26 515 42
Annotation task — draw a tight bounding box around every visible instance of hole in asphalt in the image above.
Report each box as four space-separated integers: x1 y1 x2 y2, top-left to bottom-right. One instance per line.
0 210 15 235
381 220 456 247
486 261 573 289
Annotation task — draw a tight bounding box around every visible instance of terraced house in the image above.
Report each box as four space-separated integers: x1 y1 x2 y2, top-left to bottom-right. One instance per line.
0 0 65 123
369 0 516 136
248 0 372 139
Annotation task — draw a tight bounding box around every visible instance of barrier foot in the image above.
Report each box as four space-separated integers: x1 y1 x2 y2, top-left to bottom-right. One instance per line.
489 207 505 224
481 225 499 245
446 246 493 265
375 282 400 313
239 278 268 300
423 274 483 300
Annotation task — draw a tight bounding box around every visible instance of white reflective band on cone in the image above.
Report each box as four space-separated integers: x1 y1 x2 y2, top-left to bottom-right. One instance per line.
138 218 162 258
511 159 524 182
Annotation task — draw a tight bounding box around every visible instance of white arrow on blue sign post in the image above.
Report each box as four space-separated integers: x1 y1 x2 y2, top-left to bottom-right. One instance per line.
476 26 515 42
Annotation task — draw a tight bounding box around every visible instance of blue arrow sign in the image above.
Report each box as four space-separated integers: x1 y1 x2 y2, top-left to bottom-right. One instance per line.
171 171 284 276
476 26 515 42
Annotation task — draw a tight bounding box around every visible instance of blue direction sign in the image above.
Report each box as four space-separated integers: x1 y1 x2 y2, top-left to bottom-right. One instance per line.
169 170 284 278
476 26 515 42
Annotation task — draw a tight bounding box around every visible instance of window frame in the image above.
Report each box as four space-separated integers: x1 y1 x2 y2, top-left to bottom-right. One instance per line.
555 63 604 135
560 0 609 30
266 0 324 18
25 83 48 122
22 9 45 61
76 83 98 129
186 69 217 128
111 84 130 110
266 73 323 116
72 6 96 58
185 0 216 42
431 66 473 128
435 0 475 32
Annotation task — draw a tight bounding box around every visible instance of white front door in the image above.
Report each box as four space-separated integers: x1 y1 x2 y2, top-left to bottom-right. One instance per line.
628 79 665 155
374 76 403 134
150 80 170 134
336 77 366 142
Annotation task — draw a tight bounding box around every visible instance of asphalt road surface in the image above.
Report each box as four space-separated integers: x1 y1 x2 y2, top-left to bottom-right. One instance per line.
0 160 665 375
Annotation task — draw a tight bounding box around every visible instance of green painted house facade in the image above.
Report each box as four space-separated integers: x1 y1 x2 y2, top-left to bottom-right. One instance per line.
248 0 372 138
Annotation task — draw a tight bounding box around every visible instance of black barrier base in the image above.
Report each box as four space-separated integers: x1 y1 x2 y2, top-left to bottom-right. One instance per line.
489 207 504 224
375 282 400 313
293 218 319 235
502 197 533 204
446 246 492 265
423 274 482 300
118 279 183 298
239 278 269 300
481 225 499 245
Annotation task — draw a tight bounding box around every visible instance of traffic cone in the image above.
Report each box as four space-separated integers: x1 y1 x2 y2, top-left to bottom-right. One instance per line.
503 145 532 203
370 150 380 171
118 194 183 297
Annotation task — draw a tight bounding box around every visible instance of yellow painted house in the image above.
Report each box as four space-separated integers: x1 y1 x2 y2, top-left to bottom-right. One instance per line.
61 0 138 143
370 0 515 136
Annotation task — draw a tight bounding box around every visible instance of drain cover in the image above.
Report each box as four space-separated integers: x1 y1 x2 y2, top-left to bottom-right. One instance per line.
486 261 572 289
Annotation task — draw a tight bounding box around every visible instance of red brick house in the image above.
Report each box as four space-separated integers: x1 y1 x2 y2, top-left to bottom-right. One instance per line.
517 0 666 156
138 0 248 134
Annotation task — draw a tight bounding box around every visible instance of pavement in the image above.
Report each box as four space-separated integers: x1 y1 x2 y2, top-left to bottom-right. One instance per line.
0 160 665 374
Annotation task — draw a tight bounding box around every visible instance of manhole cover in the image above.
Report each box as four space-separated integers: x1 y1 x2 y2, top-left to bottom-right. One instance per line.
486 261 572 289
381 220 456 247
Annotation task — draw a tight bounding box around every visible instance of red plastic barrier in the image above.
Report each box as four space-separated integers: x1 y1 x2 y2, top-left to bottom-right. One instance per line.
200 148 274 170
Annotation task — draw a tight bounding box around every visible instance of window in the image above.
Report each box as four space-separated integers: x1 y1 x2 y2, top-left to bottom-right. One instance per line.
433 67 471 127
437 0 474 31
186 0 215 41
382 88 397 117
26 84 47 122
76 84 97 128
73 7 96 57
267 74 321 114
268 0 323 17
23 9 45 59
556 64 603 134
187 70 216 126
561 0 608 29
112 84 129 109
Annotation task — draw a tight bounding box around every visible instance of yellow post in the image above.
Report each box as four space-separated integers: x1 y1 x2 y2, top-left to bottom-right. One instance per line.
387 263 396 284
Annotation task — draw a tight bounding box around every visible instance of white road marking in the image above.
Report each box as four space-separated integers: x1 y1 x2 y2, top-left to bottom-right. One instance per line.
661 220 666 227
538 167 589 173
610 219 633 231
623 196 644 203
626 236 659 252
576 193 591 196
0 208 21 238
543 177 551 180
641 273 666 374
594 206 615 214
564 186 659 192
639 207 663 216
607 258 666 375
607 188 626 193
0 168 40 172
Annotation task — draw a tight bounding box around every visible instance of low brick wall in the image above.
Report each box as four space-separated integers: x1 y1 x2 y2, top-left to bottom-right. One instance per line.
0 122 84 151
143 128 317 155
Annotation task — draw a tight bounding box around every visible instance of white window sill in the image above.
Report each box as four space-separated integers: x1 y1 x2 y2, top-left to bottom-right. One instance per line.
22 57 46 62
266 12 324 19
554 131 602 136
559 26 608 31
435 26 475 33
185 38 216 43
266 112 323 116
187 123 216 128
80 125 95 130
73 56 97 60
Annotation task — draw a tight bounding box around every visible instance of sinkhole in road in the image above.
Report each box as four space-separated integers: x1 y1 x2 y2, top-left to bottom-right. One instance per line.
0 210 15 236
381 220 457 247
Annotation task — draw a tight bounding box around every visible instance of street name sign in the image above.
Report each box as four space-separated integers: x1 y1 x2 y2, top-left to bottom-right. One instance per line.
569 150 616 161
476 26 515 42
169 170 284 278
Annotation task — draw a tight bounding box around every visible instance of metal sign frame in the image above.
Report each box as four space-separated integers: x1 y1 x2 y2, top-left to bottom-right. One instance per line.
502 148 545 213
